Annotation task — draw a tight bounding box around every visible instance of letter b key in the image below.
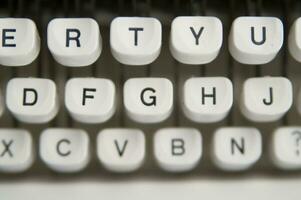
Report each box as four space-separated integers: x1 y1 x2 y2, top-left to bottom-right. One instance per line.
154 128 202 172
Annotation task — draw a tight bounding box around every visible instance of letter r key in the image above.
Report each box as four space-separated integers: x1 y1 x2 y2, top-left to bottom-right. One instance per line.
47 18 101 67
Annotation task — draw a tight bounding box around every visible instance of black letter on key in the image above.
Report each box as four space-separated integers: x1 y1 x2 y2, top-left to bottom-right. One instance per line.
66 29 81 47
140 87 156 106
231 138 245 155
23 88 38 106
251 26 266 45
201 87 216 105
128 27 144 46
114 140 128 157
189 27 204 45
2 29 16 47
57 139 71 157
171 138 185 156
1 140 14 157
263 87 273 106
82 88 96 106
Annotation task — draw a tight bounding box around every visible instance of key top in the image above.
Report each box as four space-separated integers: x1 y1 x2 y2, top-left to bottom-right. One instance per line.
110 17 162 65
40 128 90 173
183 77 233 123
124 78 173 123
240 77 292 122
0 129 33 173
65 78 116 123
271 127 301 170
229 17 283 65
170 16 223 65
212 127 262 171
97 129 145 173
0 18 40 66
289 18 301 62
154 128 202 172
47 18 101 67
6 78 59 123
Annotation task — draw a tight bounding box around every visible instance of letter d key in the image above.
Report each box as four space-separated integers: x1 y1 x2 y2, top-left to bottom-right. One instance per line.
6 78 59 123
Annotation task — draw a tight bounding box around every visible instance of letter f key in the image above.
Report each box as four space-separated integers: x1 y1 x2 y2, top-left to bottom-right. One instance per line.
65 78 116 123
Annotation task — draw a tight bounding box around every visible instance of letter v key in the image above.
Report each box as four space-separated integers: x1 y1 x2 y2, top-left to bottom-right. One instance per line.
114 140 128 157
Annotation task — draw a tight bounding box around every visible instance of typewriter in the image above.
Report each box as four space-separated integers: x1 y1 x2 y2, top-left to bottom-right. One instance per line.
0 0 301 199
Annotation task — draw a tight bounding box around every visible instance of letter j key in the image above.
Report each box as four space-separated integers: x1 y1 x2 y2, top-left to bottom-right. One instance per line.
240 77 292 122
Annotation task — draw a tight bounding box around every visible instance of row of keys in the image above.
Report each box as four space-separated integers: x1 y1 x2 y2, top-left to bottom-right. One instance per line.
0 77 295 124
1 127 301 173
1 16 301 66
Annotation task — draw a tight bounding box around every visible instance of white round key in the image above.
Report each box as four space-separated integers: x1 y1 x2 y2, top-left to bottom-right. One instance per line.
271 127 301 170
124 78 173 123
97 129 145 173
154 128 202 172
47 18 101 67
240 77 292 122
289 18 301 62
170 16 223 65
40 128 90 173
65 78 116 123
183 77 233 123
0 18 40 66
212 127 262 171
0 129 34 173
6 78 59 123
110 17 162 65
229 17 283 65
